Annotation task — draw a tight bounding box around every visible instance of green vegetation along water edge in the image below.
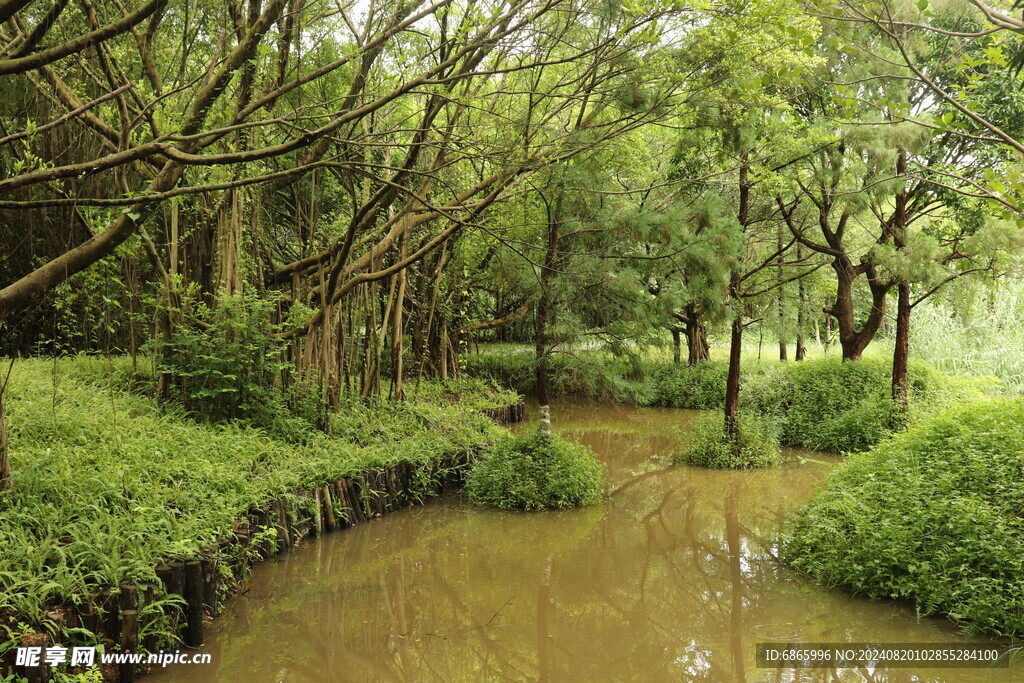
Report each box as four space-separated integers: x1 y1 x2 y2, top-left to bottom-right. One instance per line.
4 0 1024 676
463 348 999 453
783 398 1024 642
0 358 516 679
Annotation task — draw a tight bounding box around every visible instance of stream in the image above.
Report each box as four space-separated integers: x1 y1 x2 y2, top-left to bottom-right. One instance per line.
149 401 1016 682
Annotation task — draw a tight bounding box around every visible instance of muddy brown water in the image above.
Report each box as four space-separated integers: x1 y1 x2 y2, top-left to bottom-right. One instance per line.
150 401 1018 682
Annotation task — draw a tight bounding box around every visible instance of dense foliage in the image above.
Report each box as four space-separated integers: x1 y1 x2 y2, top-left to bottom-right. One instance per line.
464 349 998 453
461 348 654 404
648 361 730 410
465 429 605 510
783 399 1024 640
0 358 506 651
154 292 319 434
462 348 725 408
3 0 1024 669
674 413 781 469
743 358 998 453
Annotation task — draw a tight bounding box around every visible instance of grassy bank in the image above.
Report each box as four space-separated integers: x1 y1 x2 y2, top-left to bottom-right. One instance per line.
742 358 996 453
462 349 998 452
782 398 1024 641
0 357 514 666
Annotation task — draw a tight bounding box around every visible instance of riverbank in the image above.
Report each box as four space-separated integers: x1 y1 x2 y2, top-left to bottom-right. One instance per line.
462 348 999 452
465 348 1024 644
146 399 1017 682
783 397 1024 643
0 358 521 681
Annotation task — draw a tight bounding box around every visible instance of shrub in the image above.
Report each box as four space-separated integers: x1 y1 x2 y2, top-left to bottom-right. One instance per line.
647 360 727 409
674 413 781 469
151 291 323 436
742 358 900 453
782 398 1024 640
742 357 996 453
465 429 605 510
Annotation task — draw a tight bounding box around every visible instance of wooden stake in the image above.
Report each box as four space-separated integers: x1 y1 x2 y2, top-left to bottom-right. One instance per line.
120 609 139 683
183 560 204 647
321 485 336 532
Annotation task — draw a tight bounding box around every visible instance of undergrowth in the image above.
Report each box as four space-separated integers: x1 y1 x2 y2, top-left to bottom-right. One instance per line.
408 376 519 412
782 398 1024 641
0 357 505 658
465 429 605 510
464 349 998 453
743 358 997 453
674 413 781 469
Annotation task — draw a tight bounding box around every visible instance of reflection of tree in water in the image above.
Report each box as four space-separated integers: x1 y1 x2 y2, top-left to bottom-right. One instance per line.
153 403 1015 683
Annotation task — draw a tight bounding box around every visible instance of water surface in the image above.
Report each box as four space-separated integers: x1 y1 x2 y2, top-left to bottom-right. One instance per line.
150 401 1016 682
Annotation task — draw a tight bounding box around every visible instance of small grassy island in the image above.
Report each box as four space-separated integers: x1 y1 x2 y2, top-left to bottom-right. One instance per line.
466 429 605 510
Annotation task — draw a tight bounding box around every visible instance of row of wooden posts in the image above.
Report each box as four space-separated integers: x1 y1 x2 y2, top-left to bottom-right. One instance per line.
12 401 525 683
478 402 526 424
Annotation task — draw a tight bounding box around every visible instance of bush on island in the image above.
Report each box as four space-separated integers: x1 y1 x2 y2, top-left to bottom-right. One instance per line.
675 413 782 469
466 429 605 510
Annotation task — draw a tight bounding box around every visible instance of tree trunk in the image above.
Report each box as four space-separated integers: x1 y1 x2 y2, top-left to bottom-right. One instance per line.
891 151 910 410
535 198 560 424
724 308 743 440
0 388 10 492
777 225 787 361
796 273 807 361
439 328 449 382
892 279 910 410
725 154 750 440
391 234 409 400
535 290 550 408
684 304 710 365
672 328 681 364
830 259 890 361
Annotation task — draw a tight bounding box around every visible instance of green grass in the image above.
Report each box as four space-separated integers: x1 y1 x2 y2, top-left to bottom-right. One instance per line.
465 429 605 510
674 413 782 469
463 348 998 453
909 287 1024 395
407 376 520 412
0 357 505 652
782 398 1024 641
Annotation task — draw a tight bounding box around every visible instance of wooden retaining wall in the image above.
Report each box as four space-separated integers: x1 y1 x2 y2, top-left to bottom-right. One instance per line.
479 400 526 424
10 451 475 683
